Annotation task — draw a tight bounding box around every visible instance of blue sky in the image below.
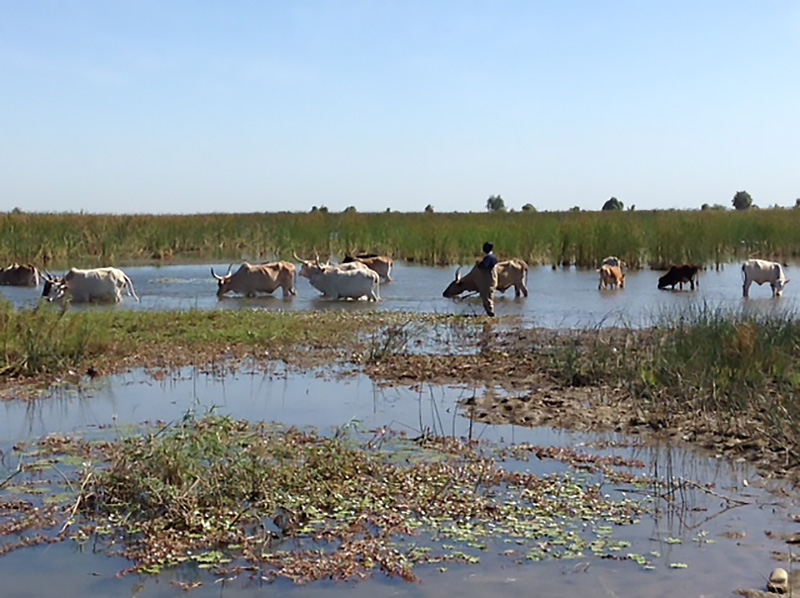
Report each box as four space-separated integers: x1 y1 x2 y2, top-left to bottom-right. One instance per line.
1 1 799 214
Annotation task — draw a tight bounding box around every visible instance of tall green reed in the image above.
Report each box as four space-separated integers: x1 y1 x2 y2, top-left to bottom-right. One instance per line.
3 208 800 268
546 304 800 451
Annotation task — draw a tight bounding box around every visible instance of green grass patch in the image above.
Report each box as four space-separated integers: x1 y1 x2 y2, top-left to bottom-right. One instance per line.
0 300 416 380
541 305 800 459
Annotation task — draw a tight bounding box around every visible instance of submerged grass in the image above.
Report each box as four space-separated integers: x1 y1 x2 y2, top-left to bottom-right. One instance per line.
4 209 800 269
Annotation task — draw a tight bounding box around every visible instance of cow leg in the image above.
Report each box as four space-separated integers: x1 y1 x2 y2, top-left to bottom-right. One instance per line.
743 280 751 298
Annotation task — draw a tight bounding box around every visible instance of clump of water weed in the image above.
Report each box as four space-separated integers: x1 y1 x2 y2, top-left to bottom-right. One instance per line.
9 414 649 583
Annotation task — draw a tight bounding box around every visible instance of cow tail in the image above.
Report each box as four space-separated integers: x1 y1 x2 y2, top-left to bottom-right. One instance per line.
126 274 140 302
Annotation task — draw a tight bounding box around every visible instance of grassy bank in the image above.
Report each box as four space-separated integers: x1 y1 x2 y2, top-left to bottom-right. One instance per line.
3 209 800 269
0 300 402 382
540 306 800 470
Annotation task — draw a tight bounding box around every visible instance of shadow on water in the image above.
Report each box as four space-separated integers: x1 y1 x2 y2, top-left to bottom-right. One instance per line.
0 367 796 597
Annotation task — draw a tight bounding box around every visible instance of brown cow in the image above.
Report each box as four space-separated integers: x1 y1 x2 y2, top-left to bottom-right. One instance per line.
443 258 529 298
658 264 700 290
0 263 39 286
598 264 625 290
342 254 393 282
211 261 296 297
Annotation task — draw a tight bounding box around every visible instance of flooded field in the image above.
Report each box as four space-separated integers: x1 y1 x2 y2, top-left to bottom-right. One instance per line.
0 261 798 596
0 261 796 327
0 366 797 597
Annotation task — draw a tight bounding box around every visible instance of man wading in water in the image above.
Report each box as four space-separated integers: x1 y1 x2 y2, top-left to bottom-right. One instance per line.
477 241 498 316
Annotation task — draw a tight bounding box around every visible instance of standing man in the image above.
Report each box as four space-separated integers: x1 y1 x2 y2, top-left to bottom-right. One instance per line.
477 241 498 317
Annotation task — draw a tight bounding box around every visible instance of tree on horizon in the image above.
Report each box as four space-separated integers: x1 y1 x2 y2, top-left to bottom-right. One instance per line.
486 195 506 212
732 190 753 211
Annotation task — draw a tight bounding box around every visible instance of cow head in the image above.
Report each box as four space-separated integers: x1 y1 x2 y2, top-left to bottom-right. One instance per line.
294 253 327 279
211 265 234 297
772 265 789 297
41 271 66 301
442 267 466 298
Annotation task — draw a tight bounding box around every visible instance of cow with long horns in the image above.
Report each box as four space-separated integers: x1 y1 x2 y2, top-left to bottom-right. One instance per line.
42 267 139 303
295 254 380 301
211 261 296 298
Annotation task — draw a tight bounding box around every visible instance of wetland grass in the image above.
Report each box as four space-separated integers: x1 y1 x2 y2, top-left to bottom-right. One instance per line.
541 306 800 467
4 209 800 269
0 300 404 383
15 414 647 581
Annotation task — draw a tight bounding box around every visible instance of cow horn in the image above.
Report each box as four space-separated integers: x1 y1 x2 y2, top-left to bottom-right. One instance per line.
293 251 305 263
454 266 461 282
226 264 234 277
210 267 223 281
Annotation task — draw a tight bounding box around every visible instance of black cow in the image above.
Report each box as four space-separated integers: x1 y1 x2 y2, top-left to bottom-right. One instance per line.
658 264 700 290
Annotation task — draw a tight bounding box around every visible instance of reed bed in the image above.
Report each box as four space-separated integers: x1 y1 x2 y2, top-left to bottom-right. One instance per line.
3 209 800 269
546 305 800 463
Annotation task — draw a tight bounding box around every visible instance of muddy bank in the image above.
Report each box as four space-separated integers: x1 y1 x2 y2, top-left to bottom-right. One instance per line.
362 325 800 486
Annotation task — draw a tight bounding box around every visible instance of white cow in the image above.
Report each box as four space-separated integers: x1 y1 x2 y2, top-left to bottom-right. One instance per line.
42 267 139 303
742 259 789 297
295 256 380 301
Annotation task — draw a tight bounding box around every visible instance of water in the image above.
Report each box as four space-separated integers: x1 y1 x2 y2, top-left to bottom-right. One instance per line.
0 367 796 597
1 262 795 327
0 261 796 596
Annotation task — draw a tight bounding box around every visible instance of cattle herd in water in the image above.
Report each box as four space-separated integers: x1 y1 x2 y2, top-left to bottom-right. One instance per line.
0 255 790 304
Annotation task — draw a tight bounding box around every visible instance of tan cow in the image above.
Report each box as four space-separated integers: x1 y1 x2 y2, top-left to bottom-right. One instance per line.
598 264 625 289
211 261 296 297
442 258 529 298
342 254 393 282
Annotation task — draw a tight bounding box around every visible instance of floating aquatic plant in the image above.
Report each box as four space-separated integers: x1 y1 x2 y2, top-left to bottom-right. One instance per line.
0 414 655 583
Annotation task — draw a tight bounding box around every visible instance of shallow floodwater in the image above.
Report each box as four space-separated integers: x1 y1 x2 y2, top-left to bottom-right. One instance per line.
0 261 796 326
0 367 797 598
